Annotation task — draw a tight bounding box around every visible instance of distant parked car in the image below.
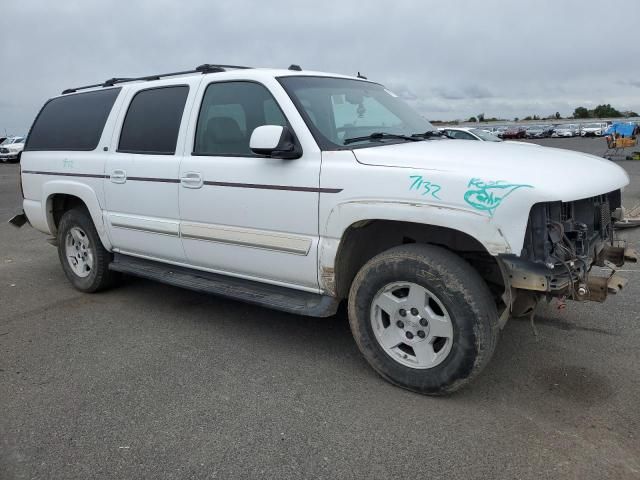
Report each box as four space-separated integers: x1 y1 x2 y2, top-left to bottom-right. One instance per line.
541 125 555 136
525 125 547 138
502 126 527 139
440 127 502 141
581 122 607 137
493 126 508 138
552 124 580 137
0 136 25 163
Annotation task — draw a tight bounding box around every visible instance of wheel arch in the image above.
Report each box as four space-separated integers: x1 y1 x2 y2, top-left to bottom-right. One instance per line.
42 181 112 250
327 219 504 300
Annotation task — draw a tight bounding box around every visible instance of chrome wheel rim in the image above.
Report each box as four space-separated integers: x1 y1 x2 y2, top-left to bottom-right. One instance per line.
370 282 454 369
65 227 94 278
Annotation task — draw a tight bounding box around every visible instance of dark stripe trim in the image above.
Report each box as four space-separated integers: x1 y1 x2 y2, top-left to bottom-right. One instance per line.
22 170 106 179
21 170 342 193
127 176 180 183
203 180 342 193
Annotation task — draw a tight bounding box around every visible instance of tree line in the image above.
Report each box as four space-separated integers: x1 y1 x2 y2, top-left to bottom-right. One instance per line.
449 105 639 124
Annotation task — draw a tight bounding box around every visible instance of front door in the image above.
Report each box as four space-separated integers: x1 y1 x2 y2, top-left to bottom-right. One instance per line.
178 80 321 290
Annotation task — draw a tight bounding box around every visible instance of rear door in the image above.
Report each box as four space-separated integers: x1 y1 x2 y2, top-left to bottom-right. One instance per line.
104 81 196 262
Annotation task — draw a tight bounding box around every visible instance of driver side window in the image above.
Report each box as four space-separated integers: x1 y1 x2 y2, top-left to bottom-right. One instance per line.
193 82 288 157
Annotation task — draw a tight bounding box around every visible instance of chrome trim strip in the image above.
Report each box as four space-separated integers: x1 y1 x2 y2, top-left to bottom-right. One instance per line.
180 222 312 255
108 214 180 236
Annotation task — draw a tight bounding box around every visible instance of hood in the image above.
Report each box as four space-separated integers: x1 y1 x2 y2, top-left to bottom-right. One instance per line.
352 140 629 202
7 142 24 151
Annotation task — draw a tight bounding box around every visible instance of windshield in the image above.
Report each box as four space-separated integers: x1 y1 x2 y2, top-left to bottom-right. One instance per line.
278 76 435 149
585 123 602 128
0 138 10 145
470 128 502 142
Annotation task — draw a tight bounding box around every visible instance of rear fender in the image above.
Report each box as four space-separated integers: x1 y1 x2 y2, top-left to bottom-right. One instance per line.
42 180 112 250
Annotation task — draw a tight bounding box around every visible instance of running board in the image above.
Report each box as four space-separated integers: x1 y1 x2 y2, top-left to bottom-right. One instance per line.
109 254 339 318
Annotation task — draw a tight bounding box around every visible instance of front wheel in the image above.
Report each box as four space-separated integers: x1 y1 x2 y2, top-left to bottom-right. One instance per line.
348 244 499 395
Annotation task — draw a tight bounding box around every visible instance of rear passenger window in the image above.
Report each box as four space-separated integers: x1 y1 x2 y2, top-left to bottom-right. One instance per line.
25 88 121 151
118 86 189 155
193 82 288 156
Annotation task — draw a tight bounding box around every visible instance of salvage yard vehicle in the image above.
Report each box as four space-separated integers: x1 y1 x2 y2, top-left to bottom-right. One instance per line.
493 126 508 138
581 122 607 137
10 64 637 395
502 126 527 139
525 125 547 138
552 124 580 137
440 127 502 141
0 136 25 163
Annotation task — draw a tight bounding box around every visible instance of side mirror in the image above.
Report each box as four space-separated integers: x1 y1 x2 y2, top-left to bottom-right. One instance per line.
250 125 302 159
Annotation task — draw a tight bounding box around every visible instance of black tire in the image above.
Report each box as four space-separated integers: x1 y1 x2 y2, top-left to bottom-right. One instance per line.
348 244 499 395
57 208 119 293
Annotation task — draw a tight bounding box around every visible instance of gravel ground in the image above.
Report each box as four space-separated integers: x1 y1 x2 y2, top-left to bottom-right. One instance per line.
1 138 640 479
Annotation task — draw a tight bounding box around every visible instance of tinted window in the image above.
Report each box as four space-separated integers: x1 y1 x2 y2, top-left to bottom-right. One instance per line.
118 86 189 154
25 88 121 151
455 131 476 140
194 82 287 156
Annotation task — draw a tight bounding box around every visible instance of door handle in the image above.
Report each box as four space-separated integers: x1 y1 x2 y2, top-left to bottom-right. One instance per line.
180 172 203 189
110 169 127 184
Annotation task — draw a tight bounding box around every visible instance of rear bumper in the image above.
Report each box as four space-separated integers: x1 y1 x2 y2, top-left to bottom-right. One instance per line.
22 199 50 234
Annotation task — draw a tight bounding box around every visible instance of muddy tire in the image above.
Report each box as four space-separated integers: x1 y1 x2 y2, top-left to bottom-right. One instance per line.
57 208 118 293
348 244 499 395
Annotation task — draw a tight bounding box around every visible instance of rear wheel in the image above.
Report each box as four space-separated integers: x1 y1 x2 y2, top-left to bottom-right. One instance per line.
348 244 499 395
57 208 118 292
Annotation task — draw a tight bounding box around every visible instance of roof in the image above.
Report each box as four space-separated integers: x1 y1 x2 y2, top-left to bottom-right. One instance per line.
438 127 476 132
60 64 366 96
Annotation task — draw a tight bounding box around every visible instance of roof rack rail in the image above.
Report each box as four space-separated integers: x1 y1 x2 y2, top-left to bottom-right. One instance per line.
61 63 253 94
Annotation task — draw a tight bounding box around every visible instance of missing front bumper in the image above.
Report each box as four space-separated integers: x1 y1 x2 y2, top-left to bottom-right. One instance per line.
499 246 636 303
574 273 628 302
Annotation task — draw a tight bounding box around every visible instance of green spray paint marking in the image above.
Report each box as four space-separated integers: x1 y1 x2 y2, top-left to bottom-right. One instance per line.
409 175 442 199
464 178 533 216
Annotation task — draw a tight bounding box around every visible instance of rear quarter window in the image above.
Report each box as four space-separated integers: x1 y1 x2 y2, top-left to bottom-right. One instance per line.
25 88 121 151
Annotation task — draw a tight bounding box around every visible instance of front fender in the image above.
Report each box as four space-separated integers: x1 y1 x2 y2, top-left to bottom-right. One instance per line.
318 199 512 293
42 180 112 250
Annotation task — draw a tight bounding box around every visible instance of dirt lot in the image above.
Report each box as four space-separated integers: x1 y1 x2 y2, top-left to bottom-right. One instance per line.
1 138 640 479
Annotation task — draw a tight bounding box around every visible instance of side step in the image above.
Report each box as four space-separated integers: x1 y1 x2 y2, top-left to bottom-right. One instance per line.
109 254 339 318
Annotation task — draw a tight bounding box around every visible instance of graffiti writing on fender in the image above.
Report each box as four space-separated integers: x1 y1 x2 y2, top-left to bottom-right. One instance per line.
409 175 442 199
464 178 533 216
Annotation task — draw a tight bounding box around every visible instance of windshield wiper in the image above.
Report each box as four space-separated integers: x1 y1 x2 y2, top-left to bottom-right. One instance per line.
343 132 420 145
411 130 447 139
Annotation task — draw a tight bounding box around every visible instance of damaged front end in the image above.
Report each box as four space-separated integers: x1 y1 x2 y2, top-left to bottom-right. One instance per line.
498 190 637 317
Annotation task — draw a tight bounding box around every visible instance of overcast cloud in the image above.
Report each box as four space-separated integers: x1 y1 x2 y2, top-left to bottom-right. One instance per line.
1 0 639 134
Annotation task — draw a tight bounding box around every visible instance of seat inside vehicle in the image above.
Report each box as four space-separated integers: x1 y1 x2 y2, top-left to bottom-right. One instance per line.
204 116 248 155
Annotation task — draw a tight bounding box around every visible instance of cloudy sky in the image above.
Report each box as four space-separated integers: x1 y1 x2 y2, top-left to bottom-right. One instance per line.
1 0 639 134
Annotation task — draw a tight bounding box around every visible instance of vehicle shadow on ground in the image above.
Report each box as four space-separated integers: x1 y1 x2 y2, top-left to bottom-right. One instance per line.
114 273 611 407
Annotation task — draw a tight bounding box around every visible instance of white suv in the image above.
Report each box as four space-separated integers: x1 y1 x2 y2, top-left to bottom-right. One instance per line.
11 64 636 394
0 136 25 162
